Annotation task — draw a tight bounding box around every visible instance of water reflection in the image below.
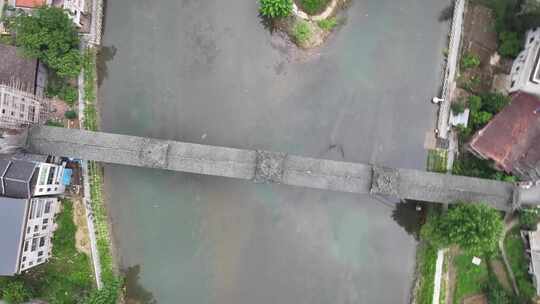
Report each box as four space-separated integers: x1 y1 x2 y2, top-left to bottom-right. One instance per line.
96 45 117 86
124 265 157 304
391 200 425 240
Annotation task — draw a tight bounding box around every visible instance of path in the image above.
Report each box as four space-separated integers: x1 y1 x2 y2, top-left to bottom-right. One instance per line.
499 216 519 296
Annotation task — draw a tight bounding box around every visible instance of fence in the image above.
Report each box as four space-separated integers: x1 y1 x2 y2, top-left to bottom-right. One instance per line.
437 0 465 140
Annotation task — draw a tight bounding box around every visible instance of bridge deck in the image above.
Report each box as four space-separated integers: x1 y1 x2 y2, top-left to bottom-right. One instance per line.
26 126 519 210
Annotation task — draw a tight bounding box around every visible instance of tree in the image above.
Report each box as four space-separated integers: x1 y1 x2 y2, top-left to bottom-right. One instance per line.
2 281 31 304
421 203 503 255
499 31 522 58
259 0 293 18
8 6 82 78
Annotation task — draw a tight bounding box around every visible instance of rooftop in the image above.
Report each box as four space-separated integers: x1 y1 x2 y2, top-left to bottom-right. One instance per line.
0 197 28 275
0 44 38 93
0 159 38 198
469 92 540 179
15 0 47 8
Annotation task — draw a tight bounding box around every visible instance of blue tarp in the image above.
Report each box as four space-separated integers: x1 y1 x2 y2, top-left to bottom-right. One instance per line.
62 168 73 186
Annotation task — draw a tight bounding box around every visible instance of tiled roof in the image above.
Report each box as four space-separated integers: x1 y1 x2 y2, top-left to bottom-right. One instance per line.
15 0 46 8
469 92 540 179
0 159 38 198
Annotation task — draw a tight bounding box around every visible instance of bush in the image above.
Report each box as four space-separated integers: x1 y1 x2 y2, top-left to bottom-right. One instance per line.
421 203 503 255
451 100 466 114
461 53 481 69
1 281 31 304
519 207 540 229
480 92 510 114
64 110 78 120
300 0 329 15
499 31 522 58
59 86 78 106
317 17 338 31
468 95 482 112
259 0 293 18
292 20 312 44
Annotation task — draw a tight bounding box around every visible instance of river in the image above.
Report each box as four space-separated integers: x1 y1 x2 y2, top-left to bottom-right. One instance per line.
99 0 451 302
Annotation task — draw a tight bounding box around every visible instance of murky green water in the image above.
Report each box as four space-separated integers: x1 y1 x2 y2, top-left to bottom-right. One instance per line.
100 0 451 302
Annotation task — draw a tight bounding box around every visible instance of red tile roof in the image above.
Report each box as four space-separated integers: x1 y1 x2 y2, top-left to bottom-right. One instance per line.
15 0 46 8
469 92 540 174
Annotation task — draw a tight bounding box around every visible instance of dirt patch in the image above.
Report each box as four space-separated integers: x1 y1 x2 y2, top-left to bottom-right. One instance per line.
72 197 91 256
489 259 512 291
462 293 488 304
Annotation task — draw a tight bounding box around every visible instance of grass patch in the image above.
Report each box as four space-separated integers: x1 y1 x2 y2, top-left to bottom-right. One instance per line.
415 243 438 304
83 48 96 103
0 200 95 303
453 252 489 304
292 20 312 44
427 149 448 173
317 17 338 31
299 0 329 15
504 227 536 300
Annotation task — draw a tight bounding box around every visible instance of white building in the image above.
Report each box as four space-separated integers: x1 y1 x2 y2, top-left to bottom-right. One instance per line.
509 28 540 96
0 157 66 275
522 223 540 295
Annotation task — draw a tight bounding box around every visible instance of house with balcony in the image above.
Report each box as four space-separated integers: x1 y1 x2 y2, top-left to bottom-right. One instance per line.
522 223 540 296
508 28 540 96
0 156 65 275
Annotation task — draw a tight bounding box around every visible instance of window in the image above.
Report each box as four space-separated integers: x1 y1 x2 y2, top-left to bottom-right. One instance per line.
39 237 45 247
511 80 516 88
42 225 47 230
31 238 37 252
37 258 42 263
34 225 38 232
38 251 43 257
47 167 56 185
43 218 48 224
35 200 43 218
38 167 48 185
23 241 29 252
531 37 535 43
27 227 30 234
22 256 26 262
29 261 33 266
28 201 35 219
44 201 51 214
517 66 520 71
21 264 25 269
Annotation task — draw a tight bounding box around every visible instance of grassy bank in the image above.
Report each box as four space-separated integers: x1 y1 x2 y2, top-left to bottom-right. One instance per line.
453 253 488 303
0 200 94 303
81 47 122 303
415 242 438 304
504 228 536 300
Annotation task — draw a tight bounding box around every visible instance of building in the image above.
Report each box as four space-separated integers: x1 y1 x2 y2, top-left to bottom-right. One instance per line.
522 223 540 296
0 157 65 275
469 91 540 180
508 28 540 96
0 84 43 128
0 43 47 97
8 0 86 27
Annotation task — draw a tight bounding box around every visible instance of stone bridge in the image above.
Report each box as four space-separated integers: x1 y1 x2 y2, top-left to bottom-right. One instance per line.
17 126 540 211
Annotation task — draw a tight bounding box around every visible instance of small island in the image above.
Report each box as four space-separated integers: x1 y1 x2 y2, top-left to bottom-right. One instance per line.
259 0 347 49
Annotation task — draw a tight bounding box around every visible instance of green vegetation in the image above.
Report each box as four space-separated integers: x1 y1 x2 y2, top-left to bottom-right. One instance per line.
457 74 481 93
300 0 329 15
421 204 503 256
6 6 82 78
504 228 537 300
45 120 64 127
453 252 488 304
427 149 448 173
519 207 540 230
461 53 481 69
83 48 96 103
292 20 312 44
450 100 466 115
65 110 78 120
415 242 438 304
499 31 522 58
0 200 94 303
317 17 338 31
259 0 293 18
452 152 515 182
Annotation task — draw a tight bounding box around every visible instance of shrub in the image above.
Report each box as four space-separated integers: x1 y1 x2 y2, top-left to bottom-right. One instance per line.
499 31 522 58
317 17 338 31
519 207 540 229
45 120 64 127
461 53 481 69
451 100 466 114
480 92 510 114
64 110 77 120
468 95 482 112
59 86 78 106
421 203 503 255
300 0 329 15
259 0 293 18
2 281 31 304
292 20 311 44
